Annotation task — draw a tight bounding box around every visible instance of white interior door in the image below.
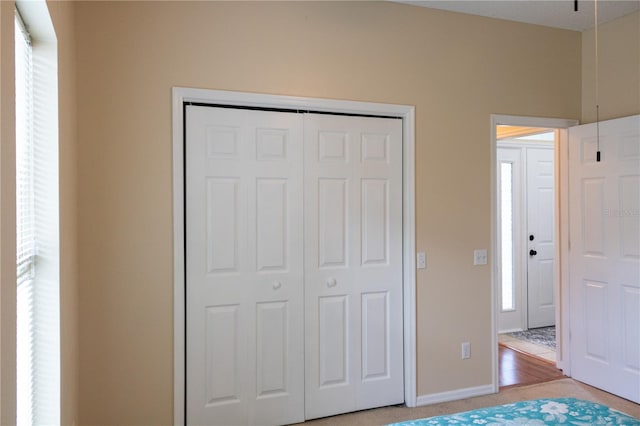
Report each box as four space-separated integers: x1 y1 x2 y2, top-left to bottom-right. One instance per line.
304 113 404 419
569 115 640 403
186 106 305 425
526 146 556 328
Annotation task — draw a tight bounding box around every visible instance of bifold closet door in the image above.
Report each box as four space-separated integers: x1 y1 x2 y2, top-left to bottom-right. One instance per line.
304 113 404 420
185 106 305 425
185 106 404 425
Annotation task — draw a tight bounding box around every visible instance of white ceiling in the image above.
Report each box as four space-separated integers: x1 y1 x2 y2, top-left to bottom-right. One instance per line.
395 0 640 31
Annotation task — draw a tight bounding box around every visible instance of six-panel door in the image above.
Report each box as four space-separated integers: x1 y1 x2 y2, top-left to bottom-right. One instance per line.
186 106 405 425
569 115 640 403
303 114 404 420
186 106 305 425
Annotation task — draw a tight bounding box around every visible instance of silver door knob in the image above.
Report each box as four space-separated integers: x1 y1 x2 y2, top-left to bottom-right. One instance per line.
326 278 337 288
273 281 282 290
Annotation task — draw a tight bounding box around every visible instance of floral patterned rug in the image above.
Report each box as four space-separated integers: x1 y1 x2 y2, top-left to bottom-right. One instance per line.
388 398 640 425
508 326 556 349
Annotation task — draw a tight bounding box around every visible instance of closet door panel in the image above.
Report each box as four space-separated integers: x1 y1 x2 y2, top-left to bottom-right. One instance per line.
304 114 404 420
186 106 304 425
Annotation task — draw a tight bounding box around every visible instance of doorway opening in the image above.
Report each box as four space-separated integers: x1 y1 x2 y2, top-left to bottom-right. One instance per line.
496 126 557 365
490 114 578 391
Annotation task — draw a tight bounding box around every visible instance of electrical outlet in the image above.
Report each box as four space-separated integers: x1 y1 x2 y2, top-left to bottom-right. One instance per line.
462 342 471 359
473 249 487 265
417 252 426 269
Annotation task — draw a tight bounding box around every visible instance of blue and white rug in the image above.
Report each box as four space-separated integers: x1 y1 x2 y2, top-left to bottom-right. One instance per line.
388 398 640 425
508 326 556 349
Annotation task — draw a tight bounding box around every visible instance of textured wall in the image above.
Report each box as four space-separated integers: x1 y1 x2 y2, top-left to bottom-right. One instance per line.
0 3 17 422
582 11 640 123
74 2 581 424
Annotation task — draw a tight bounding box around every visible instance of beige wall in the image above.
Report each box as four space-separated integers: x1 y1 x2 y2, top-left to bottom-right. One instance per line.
47 2 79 424
3 4 634 422
74 2 581 423
0 2 18 423
582 11 640 123
24 1 640 425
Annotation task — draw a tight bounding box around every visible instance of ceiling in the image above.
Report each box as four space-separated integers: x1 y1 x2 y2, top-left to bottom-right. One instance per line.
496 126 554 139
395 0 640 31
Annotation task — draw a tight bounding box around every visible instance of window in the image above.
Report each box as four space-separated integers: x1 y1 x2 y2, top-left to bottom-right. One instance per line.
15 3 60 425
500 161 515 311
15 10 34 288
15 10 36 425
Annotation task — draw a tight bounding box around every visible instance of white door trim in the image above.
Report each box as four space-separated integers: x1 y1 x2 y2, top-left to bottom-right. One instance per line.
490 114 578 392
172 88 417 424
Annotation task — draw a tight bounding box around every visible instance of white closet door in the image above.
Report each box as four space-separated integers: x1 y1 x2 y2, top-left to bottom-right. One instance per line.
185 106 305 425
304 113 404 420
569 115 640 403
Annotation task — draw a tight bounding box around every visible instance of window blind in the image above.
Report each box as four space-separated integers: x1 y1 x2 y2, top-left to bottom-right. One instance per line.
15 4 62 424
15 9 35 286
15 10 36 426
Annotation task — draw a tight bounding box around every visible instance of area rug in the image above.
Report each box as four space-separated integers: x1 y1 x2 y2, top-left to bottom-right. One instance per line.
388 398 640 425
508 326 556 349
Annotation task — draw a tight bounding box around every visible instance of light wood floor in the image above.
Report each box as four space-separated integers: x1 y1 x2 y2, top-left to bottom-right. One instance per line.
499 344 565 388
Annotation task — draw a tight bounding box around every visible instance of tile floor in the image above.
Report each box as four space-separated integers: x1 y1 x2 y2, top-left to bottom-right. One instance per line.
498 333 556 363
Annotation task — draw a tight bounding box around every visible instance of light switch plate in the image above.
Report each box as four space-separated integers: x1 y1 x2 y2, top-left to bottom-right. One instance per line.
417 252 426 269
473 249 487 265
462 342 471 359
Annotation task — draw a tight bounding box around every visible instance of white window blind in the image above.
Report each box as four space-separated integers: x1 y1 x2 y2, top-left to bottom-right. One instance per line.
15 9 35 287
16 7 58 425
15 3 61 424
15 9 36 426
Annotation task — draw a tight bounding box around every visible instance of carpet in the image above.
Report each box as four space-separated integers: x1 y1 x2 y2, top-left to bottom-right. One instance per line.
298 378 640 425
388 398 640 425
508 326 556 349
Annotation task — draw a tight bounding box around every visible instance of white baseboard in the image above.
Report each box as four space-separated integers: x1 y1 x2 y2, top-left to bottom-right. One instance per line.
416 384 496 406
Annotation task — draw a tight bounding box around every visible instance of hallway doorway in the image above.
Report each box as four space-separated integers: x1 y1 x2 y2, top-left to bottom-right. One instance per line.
496 126 557 355
490 114 579 385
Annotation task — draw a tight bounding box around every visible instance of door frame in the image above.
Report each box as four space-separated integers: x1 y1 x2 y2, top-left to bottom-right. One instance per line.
490 114 578 390
172 87 417 424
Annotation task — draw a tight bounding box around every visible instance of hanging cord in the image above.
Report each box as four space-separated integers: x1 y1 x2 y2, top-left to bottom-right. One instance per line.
595 0 601 162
